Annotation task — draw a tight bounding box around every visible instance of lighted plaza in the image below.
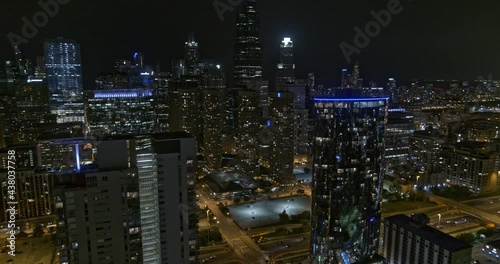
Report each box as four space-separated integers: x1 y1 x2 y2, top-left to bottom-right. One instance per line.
228 195 310 229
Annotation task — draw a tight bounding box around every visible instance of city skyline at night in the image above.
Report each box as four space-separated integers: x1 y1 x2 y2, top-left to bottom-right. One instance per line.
1 1 500 264
1 0 500 89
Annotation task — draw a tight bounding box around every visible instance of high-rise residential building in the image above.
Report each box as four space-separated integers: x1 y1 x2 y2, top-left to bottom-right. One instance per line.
199 60 226 90
184 35 199 76
351 62 362 89
54 168 143 264
169 48 228 156
168 78 201 145
269 92 295 182
153 134 199 263
276 37 295 88
445 141 500 193
383 214 472 264
310 90 388 263
203 89 225 171
171 59 186 80
0 144 38 169
110 53 154 89
385 110 414 166
0 60 18 147
36 137 94 172
0 168 53 222
54 133 198 264
233 0 263 89
95 72 129 90
277 83 310 157
44 38 84 124
236 90 261 177
341 69 350 89
387 78 400 106
154 71 170 133
13 64 55 144
410 129 446 175
85 89 156 136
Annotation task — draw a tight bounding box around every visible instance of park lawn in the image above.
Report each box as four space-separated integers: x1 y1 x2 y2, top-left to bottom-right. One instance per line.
381 201 437 214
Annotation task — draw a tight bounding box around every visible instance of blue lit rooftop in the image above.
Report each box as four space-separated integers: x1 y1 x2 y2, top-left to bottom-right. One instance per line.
92 89 153 98
313 97 389 102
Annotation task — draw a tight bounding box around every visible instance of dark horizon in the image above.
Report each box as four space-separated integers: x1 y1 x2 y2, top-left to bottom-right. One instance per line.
1 0 500 88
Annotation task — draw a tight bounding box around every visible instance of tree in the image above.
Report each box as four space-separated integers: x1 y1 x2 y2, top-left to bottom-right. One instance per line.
17 231 28 238
279 210 289 224
478 227 497 237
33 224 44 237
456 233 476 244
243 196 251 202
430 186 440 195
389 184 398 194
233 197 241 204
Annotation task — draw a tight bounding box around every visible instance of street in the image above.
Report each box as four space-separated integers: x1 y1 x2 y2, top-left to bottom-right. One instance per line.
198 191 269 264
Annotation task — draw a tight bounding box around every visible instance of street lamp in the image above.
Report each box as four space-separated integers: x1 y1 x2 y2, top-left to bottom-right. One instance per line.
438 213 441 226
206 210 210 243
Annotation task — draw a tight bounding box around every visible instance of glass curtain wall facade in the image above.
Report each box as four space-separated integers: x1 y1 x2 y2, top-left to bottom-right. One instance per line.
310 95 388 263
44 38 84 124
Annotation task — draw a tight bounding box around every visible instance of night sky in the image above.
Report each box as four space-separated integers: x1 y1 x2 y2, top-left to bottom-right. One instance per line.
1 0 499 88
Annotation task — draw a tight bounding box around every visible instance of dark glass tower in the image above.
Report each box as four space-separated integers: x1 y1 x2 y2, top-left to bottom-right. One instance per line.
233 0 263 89
228 0 264 156
310 89 388 263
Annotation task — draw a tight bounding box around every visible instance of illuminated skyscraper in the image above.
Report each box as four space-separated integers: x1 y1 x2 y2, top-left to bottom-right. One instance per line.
351 62 362 89
85 89 156 136
228 0 264 154
341 69 350 89
236 90 261 176
276 37 295 88
269 92 295 181
184 34 199 76
154 71 170 133
233 0 263 89
199 60 226 90
0 61 19 147
168 78 201 145
387 78 400 106
14 76 55 144
44 38 84 124
171 59 185 80
203 89 225 171
310 90 388 263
